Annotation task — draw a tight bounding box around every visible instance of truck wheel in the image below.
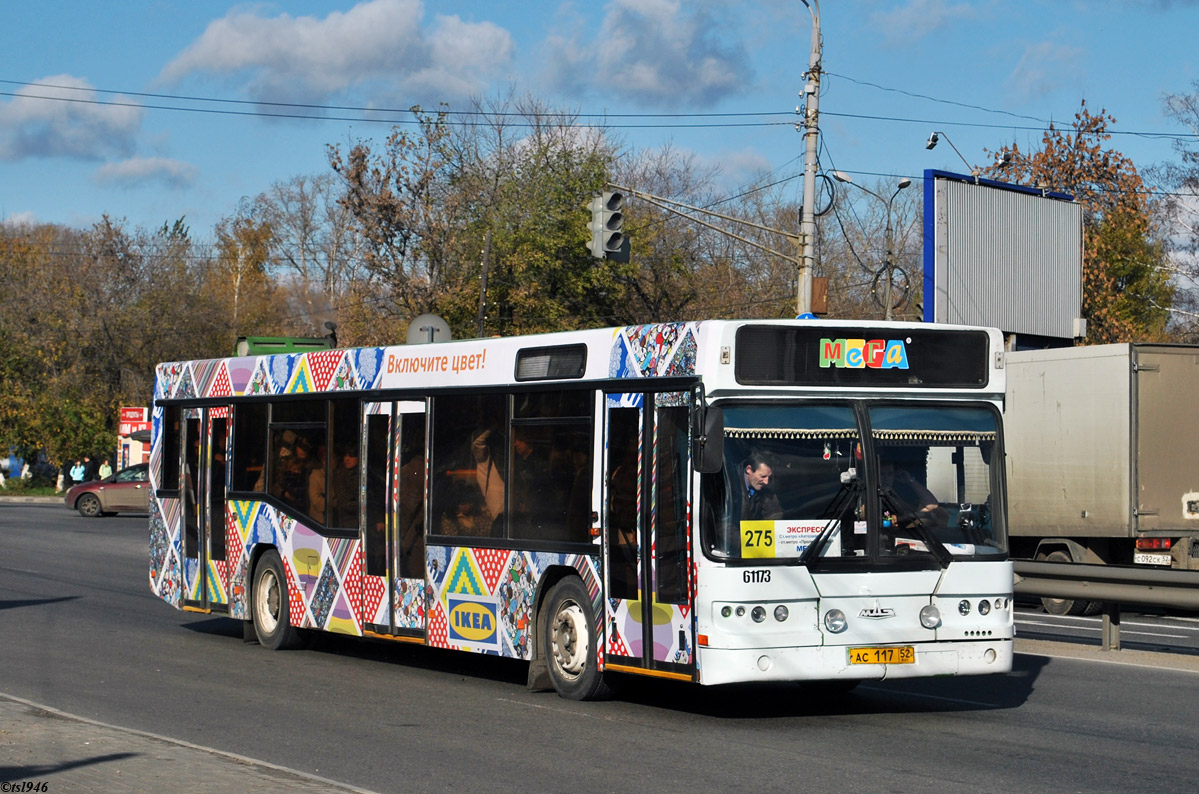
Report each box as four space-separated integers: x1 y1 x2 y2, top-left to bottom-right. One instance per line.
542 577 611 701
1039 549 1095 616
252 550 304 650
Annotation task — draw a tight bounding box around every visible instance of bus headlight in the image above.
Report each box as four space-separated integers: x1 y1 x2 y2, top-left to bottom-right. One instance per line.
823 609 847 633
774 605 789 622
958 599 971 616
978 599 992 616
920 605 942 629
751 606 767 623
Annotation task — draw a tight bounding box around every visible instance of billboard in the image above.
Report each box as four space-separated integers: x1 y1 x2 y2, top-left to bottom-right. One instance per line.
923 169 1084 342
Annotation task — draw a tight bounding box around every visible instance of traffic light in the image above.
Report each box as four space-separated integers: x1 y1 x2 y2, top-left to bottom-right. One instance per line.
587 195 605 259
587 190 628 261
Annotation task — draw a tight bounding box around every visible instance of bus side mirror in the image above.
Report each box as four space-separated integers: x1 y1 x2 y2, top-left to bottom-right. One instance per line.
691 385 724 473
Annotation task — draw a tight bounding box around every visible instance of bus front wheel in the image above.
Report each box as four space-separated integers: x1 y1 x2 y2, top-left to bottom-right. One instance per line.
252 550 303 650
543 577 611 701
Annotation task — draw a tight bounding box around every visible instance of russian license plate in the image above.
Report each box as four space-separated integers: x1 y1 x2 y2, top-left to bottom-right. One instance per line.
848 646 915 665
1134 552 1171 566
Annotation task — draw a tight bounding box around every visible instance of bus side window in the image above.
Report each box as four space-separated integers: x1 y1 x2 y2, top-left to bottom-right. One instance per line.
232 403 267 492
161 405 181 491
431 394 505 538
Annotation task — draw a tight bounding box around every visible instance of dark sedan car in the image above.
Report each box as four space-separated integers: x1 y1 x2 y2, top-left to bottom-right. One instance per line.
64 463 150 517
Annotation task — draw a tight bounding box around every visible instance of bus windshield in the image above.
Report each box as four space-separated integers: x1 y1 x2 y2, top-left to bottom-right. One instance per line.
701 402 1006 565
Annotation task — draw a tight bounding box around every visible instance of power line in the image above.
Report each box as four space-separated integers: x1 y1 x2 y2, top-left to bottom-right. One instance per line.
0 78 793 120
4 76 1197 139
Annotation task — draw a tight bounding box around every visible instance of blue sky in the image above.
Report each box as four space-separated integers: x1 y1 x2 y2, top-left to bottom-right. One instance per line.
2 0 1198 234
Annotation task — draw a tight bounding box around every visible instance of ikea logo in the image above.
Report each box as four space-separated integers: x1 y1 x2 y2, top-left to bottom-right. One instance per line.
447 595 500 649
819 338 909 370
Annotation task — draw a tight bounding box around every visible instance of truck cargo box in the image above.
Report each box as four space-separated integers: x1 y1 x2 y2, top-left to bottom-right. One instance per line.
1005 344 1199 567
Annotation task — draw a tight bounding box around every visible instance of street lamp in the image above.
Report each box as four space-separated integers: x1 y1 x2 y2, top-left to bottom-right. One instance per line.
832 171 912 320
926 131 978 181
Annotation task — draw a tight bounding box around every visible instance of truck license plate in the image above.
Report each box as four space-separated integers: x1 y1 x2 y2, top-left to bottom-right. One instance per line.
1134 552 1171 566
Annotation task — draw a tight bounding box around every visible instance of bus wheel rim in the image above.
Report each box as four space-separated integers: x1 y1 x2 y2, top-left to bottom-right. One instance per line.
551 601 588 679
257 569 280 633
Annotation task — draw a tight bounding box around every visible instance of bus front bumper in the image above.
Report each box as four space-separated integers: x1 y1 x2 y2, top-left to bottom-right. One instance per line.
696 639 1012 686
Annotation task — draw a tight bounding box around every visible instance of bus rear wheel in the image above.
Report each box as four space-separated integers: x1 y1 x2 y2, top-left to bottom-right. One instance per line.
252 550 303 650
543 577 611 701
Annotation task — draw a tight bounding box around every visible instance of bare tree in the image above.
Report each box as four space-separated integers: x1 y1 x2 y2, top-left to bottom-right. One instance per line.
252 173 366 330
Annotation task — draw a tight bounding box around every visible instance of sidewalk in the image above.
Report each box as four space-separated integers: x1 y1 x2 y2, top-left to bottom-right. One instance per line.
0 694 377 794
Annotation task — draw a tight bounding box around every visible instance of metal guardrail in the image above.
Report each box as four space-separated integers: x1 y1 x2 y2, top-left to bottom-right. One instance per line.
1013 560 1199 650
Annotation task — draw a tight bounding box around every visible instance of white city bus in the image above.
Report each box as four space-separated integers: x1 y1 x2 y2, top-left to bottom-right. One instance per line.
149 319 1012 700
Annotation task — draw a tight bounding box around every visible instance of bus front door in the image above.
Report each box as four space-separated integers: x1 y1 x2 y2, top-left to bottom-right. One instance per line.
182 406 230 611
603 396 695 678
362 401 427 638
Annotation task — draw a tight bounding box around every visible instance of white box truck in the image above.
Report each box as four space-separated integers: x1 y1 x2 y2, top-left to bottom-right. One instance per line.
1005 344 1199 613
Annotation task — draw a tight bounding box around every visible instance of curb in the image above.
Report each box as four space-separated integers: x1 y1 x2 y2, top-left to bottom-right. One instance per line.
0 692 378 793
0 495 63 504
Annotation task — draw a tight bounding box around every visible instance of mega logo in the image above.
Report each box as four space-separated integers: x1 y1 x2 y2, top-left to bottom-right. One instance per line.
446 594 500 650
819 338 909 370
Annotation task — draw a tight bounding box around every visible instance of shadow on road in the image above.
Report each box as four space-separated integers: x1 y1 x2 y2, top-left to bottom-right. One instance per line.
0 753 139 779
179 616 1049 717
0 595 81 611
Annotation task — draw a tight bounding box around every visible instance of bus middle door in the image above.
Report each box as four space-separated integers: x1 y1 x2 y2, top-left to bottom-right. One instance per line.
362 400 427 638
182 406 230 611
603 393 694 678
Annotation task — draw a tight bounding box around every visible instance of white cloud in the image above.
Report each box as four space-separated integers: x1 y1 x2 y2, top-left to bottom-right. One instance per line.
159 0 515 105
1006 41 1085 101
93 157 198 189
870 0 980 42
0 75 142 160
543 0 753 107
1 211 39 228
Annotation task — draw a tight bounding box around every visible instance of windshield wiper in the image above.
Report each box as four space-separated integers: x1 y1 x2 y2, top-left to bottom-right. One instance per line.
879 487 952 567
799 472 860 565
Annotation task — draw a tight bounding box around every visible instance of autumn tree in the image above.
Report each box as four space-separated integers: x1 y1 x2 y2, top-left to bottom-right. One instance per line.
213 206 283 332
982 102 1172 342
1151 80 1199 340
0 216 272 467
442 95 626 335
327 97 633 341
248 173 366 332
327 107 459 344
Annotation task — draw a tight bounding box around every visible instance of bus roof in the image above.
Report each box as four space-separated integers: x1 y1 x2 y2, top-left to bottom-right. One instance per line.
156 319 1004 402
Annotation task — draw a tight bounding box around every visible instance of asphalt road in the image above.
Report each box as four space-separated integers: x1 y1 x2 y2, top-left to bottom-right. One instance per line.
4 503 1199 793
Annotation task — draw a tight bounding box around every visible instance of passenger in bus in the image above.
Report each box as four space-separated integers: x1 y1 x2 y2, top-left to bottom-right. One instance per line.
471 428 506 534
740 452 783 520
329 445 361 527
276 437 313 512
439 493 484 536
510 428 557 538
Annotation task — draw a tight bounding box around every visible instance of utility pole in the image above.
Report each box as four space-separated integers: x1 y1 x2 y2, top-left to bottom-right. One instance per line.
797 0 822 317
